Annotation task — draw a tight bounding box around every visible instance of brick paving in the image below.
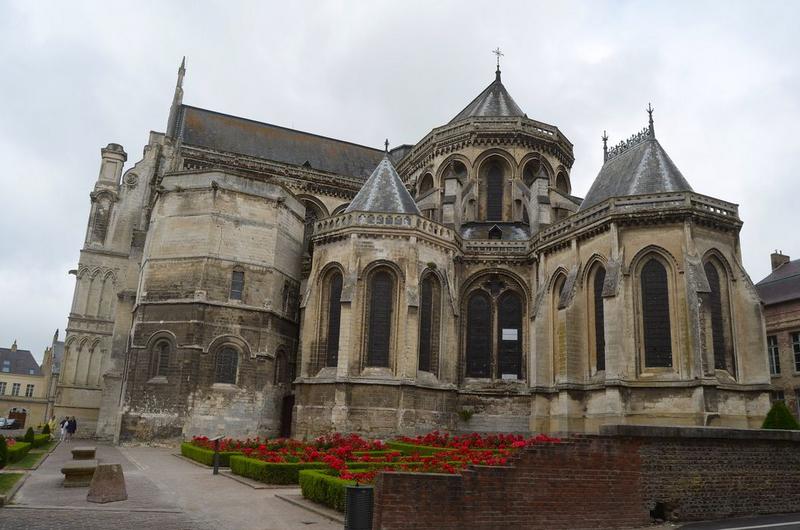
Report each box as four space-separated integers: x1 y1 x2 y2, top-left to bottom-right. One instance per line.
0 441 340 530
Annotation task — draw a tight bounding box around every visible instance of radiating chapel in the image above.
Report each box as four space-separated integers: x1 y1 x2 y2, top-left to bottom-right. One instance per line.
57 59 770 441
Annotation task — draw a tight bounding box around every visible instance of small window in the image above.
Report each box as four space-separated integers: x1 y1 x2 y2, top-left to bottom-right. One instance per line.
2 360 9 374
488 225 503 240
0 382 6 395
792 332 800 372
768 335 781 375
771 390 785 403
11 383 20 396
230 270 245 300
215 347 238 384
24 384 34 398
152 341 171 378
28 369 34 375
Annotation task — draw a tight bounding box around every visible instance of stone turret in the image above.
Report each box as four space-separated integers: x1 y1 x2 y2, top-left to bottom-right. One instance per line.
97 143 127 186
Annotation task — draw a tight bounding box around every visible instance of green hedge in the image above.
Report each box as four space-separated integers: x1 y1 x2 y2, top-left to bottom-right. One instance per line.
14 434 50 448
762 401 800 430
230 456 328 484
352 450 398 457
180 442 241 467
385 441 455 456
8 442 31 463
299 469 359 512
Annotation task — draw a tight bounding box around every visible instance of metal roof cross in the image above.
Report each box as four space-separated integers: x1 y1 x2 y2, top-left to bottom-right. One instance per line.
492 47 504 69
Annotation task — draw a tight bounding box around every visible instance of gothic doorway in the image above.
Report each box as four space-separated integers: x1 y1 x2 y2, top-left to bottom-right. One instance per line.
279 394 294 438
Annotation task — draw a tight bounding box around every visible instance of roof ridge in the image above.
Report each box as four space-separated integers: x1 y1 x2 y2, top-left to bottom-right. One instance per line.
180 105 385 153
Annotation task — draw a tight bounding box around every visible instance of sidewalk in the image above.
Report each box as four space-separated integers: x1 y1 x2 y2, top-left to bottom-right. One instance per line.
0 441 340 530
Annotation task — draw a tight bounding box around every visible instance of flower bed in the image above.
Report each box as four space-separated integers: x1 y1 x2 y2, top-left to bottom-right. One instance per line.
180 442 241 467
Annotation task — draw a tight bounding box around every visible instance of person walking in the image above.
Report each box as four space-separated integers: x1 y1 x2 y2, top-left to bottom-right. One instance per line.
66 416 77 442
59 417 68 442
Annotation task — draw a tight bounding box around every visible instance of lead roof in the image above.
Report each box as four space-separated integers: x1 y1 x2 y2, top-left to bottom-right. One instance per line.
345 156 421 215
449 70 526 123
579 137 692 210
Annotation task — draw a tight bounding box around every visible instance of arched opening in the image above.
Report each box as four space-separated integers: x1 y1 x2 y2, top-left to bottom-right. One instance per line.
274 348 288 385
640 258 673 368
551 273 568 378
322 270 343 368
215 347 239 384
302 200 324 258
466 291 492 377
555 171 570 195
418 173 434 195
497 291 522 378
366 269 394 367
418 274 441 375
588 264 606 373
704 259 735 374
480 157 509 222
151 340 171 378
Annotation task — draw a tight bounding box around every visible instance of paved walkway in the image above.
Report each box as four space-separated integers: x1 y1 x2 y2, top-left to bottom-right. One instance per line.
1 442 340 530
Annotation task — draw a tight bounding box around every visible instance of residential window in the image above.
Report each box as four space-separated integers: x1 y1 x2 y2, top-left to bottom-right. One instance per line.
28 369 34 375
230 270 245 300
771 390 785 403
2 360 9 373
793 332 800 372
0 382 6 395
24 384 33 398
11 383 20 396
768 335 781 375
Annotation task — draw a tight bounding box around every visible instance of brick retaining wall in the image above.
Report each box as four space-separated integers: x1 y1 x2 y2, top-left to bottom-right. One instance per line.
372 425 800 529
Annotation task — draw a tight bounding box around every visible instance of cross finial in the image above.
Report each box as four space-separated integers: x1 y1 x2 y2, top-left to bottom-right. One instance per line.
384 138 389 154
647 102 655 138
602 130 609 162
492 47 504 81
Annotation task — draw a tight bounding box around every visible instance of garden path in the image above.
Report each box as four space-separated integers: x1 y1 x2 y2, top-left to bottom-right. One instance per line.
1 441 340 530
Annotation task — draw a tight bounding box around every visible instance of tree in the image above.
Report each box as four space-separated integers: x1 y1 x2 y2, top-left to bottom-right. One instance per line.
762 401 800 430
0 436 7 468
42 423 50 435
23 427 34 444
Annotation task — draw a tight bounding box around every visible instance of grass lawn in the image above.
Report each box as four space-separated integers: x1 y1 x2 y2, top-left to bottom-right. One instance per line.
0 473 24 494
7 451 46 469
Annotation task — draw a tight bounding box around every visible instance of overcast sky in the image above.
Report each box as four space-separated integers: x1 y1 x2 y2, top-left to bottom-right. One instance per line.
1 1 798 362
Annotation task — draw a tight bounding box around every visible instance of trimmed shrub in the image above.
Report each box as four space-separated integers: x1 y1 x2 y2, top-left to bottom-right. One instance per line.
16 434 50 448
180 442 241 467
299 469 358 512
230 456 328 484
351 450 399 458
385 441 455 456
762 401 800 430
42 424 50 436
7 442 31 463
0 436 7 468
23 427 34 444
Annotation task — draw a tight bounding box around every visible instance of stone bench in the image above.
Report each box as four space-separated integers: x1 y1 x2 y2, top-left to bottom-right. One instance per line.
61 459 98 487
72 446 96 460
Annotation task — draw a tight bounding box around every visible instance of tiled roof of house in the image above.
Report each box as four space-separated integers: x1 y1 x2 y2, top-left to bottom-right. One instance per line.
0 347 42 376
756 259 800 306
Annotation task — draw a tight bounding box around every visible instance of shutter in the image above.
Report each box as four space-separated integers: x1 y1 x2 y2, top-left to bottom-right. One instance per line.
486 163 503 221
418 277 433 372
593 267 606 371
466 292 492 377
497 291 522 378
704 262 727 370
326 273 343 367
367 271 393 367
641 259 672 367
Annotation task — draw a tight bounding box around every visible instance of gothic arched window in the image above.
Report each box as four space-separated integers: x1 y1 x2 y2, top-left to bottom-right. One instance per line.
418 173 434 195
274 348 287 385
418 274 441 374
366 270 394 367
302 201 323 258
640 258 672 368
325 271 343 367
497 291 522 378
150 340 171 378
215 347 239 384
466 291 492 377
704 260 734 373
589 264 606 372
552 273 568 377
486 162 504 221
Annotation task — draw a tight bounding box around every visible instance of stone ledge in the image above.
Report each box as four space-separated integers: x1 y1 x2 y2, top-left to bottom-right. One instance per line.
599 424 800 442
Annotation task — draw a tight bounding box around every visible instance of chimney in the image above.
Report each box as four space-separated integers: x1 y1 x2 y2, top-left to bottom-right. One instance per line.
771 250 790 271
10 340 16 352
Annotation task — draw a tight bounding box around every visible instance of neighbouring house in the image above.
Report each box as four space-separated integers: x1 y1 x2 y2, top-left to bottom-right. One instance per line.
756 251 800 418
0 341 48 428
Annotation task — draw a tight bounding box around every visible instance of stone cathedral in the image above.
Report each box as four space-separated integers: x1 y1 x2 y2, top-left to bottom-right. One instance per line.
57 60 771 441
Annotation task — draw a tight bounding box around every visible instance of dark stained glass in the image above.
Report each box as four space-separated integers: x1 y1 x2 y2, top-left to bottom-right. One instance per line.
641 259 672 367
497 291 522 378
593 267 606 372
367 271 393 367
215 347 238 384
326 272 343 367
704 262 729 371
230 271 245 300
418 276 433 372
466 291 492 377
156 341 170 377
486 163 503 220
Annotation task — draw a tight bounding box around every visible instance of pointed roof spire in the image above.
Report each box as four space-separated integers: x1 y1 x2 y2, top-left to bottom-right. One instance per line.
647 102 655 138
385 138 389 154
345 153 420 215
602 130 609 162
449 54 525 124
166 57 187 138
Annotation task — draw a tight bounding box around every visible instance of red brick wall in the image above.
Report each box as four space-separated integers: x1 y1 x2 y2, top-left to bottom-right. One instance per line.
372 426 800 529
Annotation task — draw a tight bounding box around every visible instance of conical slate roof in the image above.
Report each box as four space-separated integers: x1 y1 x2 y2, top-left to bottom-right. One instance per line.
345 155 420 214
449 70 526 124
579 137 692 211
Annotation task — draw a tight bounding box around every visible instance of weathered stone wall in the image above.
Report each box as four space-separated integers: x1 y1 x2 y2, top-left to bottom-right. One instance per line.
372 425 800 529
